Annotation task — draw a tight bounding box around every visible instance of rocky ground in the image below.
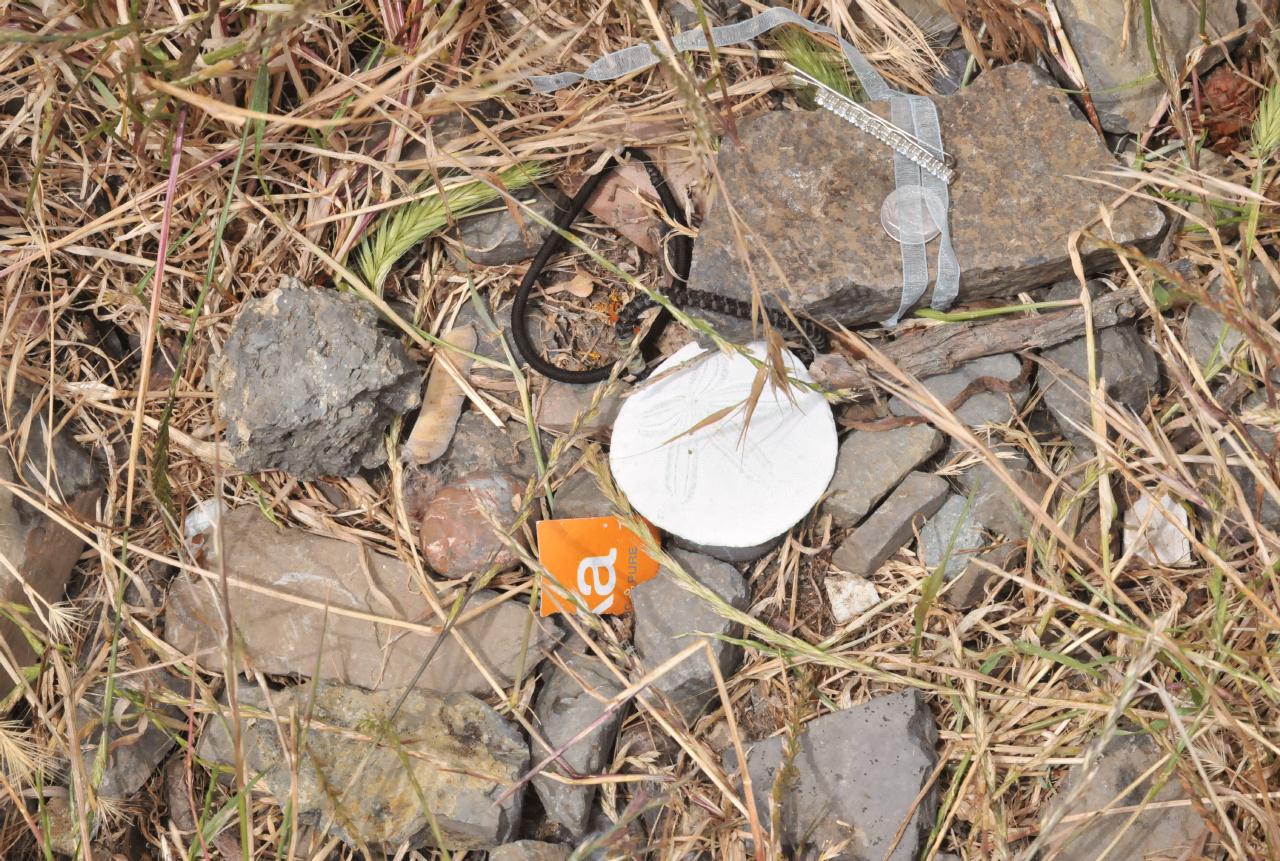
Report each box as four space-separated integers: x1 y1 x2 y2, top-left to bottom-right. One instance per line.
1 1 1279 859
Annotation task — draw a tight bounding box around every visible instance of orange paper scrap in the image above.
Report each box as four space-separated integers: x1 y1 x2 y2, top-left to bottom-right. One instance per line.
537 516 660 616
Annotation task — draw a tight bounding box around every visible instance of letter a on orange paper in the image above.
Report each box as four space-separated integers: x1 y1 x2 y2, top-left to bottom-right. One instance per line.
537 516 660 616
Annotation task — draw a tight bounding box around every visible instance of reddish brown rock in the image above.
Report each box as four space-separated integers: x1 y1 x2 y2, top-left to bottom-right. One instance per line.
420 470 530 577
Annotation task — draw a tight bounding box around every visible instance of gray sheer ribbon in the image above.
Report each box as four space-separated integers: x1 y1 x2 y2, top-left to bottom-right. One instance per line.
528 6 961 322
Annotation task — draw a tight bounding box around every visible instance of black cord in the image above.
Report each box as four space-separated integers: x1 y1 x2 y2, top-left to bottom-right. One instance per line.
510 147 826 383
510 149 639 384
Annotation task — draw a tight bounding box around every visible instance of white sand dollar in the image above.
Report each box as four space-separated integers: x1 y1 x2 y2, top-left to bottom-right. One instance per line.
609 342 837 551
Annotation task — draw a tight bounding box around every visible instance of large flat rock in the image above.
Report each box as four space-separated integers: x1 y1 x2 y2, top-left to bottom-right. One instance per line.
166 507 559 694
687 63 1166 325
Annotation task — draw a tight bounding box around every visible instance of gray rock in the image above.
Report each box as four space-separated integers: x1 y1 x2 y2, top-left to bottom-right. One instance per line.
895 0 958 41
1185 260 1279 373
1218 391 1279 530
490 842 571 861
919 493 994 607
451 186 569 267
533 653 626 836
1040 733 1207 861
538 381 625 437
686 64 1166 325
832 471 949 576
1186 148 1238 230
671 533 782 564
552 470 613 520
934 47 972 95
1040 324 1159 445
1056 0 1238 134
435 411 541 485
632 549 748 722
452 299 517 365
76 668 184 799
198 681 528 850
214 285 421 479
165 507 559 694
959 459 1049 539
665 0 746 29
825 425 943 527
723 690 938 860
419 469 531 577
889 354 1030 427
0 383 101 699
394 102 508 185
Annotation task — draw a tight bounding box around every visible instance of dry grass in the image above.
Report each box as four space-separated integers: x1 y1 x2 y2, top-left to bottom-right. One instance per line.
1 0 1279 859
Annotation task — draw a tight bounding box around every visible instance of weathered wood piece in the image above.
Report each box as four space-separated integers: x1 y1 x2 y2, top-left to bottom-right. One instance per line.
687 64 1165 324
811 286 1143 396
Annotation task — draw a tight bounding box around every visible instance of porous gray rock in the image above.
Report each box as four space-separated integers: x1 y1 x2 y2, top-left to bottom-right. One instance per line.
533 653 626 836
165 507 558 694
919 493 997 607
686 64 1166 325
198 681 528 851
76 668 184 799
825 425 943 528
724 690 938 861
1040 733 1208 861
214 286 420 479
1055 0 1238 134
538 381 625 436
419 469 530 577
832 471 949 577
889 353 1030 427
0 383 101 699
1040 324 1159 446
451 186 569 266
490 842 571 861
632 549 748 722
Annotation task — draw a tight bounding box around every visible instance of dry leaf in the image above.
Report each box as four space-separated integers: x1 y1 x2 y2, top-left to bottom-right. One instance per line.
560 155 706 255
403 325 477 466
545 268 595 298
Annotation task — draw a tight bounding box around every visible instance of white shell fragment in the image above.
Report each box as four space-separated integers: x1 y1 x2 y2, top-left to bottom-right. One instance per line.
1123 491 1193 567
609 342 837 552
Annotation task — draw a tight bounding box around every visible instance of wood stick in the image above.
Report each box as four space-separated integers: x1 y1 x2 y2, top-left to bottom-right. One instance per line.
811 287 1144 397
